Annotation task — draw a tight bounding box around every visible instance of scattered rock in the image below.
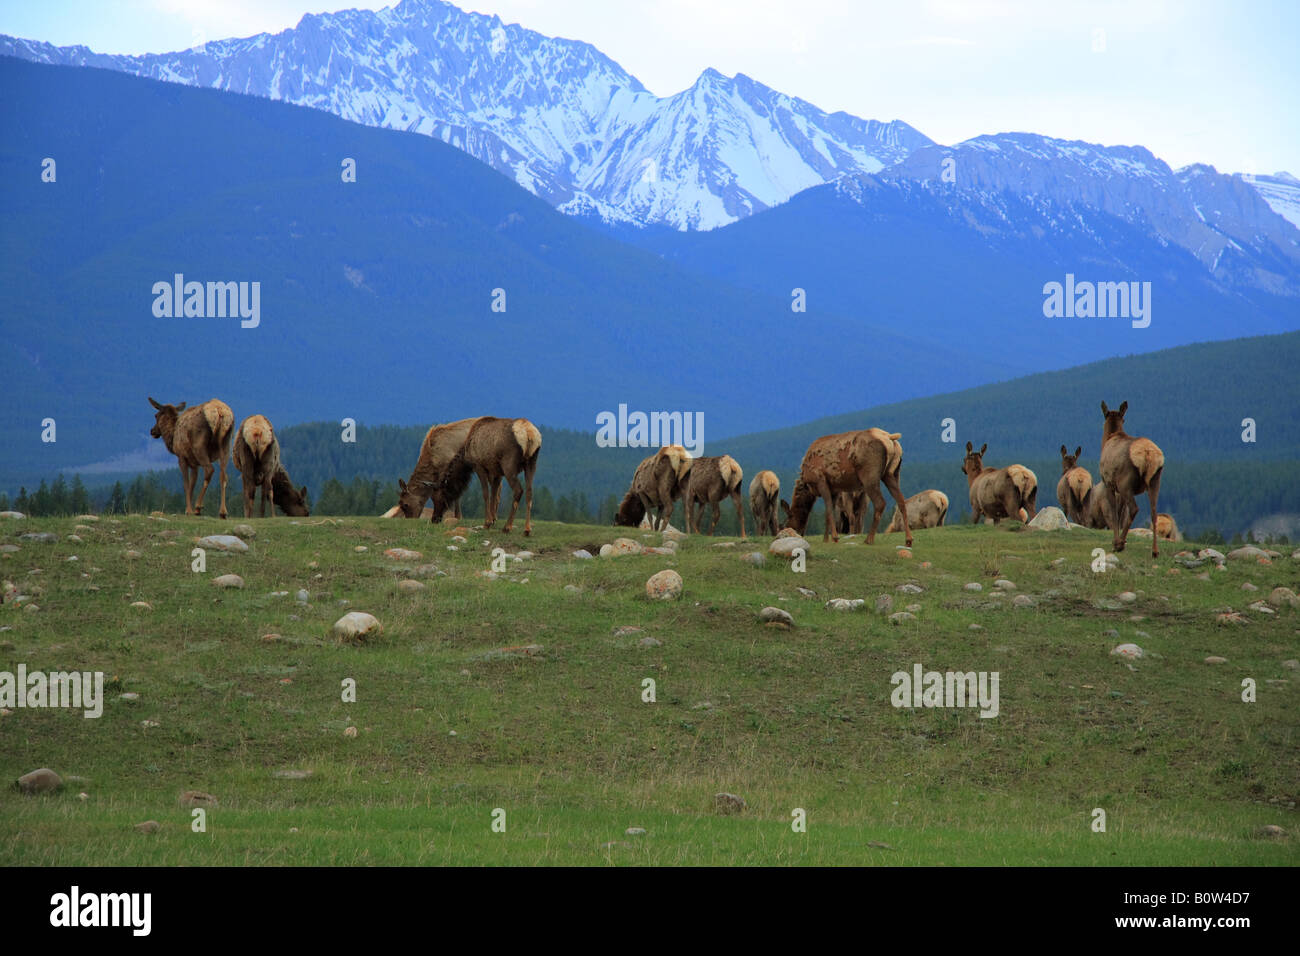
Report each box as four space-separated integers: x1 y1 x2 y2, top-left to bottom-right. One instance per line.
1012 594 1036 608
1256 825 1287 839
1110 643 1144 660
134 821 161 834
1215 612 1250 626
384 548 422 561
645 570 683 601
963 582 983 592
179 790 218 809
1204 656 1228 664
637 636 663 648
572 549 593 559
1117 591 1137 603
124 550 142 559
994 579 1016 591
353 545 368 553
625 827 647 836
343 726 358 738
1226 545 1270 561
1268 587 1298 608
212 574 245 589
18 532 56 544
968 624 983 631
889 612 916 624
715 792 746 814
875 595 894 614
397 579 425 593
232 524 257 539
768 536 810 558
195 534 249 554
760 606 794 625
272 769 313 780
130 601 152 611
1247 602 1275 615
1283 660 1299 670
16 768 62 794
896 548 913 559
0 511 26 519
332 611 382 643
1028 507 1070 530
905 603 922 613
563 584 581 593
1241 582 1259 592
825 598 865 611
612 626 644 637
796 587 817 599
295 589 310 603
741 552 765 568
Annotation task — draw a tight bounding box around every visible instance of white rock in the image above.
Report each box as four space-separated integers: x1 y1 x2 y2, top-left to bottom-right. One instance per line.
760 606 794 625
332 612 382 643
197 534 248 553
212 574 245 589
963 582 983 592
1110 643 1144 660
768 536 810 558
645 570 683 601
824 598 865 611
1027 507 1070 531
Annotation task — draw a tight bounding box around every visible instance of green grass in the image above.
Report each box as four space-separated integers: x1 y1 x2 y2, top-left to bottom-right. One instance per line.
1 514 1296 865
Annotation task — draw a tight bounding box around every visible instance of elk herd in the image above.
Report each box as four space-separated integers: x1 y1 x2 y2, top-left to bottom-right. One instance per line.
145 395 1173 557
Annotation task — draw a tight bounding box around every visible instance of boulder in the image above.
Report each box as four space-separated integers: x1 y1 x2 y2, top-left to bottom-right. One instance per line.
769 536 810 558
332 611 382 643
1027 507 1070 531
645 570 683 601
16 768 62 794
197 534 248 553
759 606 794 625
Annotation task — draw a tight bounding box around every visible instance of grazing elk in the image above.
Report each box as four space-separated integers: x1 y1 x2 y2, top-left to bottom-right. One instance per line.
961 443 1037 527
1099 400 1165 557
1156 513 1182 541
683 455 746 537
148 397 234 518
433 417 542 535
783 428 910 546
748 470 781 536
885 489 949 533
1056 445 1093 524
395 417 483 521
232 415 309 518
614 445 693 532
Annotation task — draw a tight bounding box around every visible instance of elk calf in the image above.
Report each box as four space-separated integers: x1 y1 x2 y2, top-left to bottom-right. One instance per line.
961 443 1037 527
1056 445 1093 524
148 397 234 518
749 471 781 536
1099 401 1165 557
683 455 746 537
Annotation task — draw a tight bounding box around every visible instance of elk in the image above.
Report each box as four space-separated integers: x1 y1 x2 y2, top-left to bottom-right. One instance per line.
783 428 910 546
1099 400 1165 557
395 418 483 521
1056 445 1093 524
748 470 781 536
232 415 309 518
961 443 1037 527
148 397 234 518
614 445 692 532
885 490 949 533
1156 513 1182 541
1082 477 1133 531
432 417 542 535
682 455 746 537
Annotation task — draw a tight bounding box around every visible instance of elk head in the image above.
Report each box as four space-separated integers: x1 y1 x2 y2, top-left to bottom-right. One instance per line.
1060 445 1082 473
1100 400 1128 440
961 441 987 480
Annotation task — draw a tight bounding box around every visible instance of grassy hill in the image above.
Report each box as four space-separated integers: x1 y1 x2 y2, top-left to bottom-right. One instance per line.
2 514 1297 865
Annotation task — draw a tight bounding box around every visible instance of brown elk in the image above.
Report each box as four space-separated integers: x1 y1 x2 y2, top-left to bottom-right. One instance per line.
432 417 542 535
683 455 746 537
1082 477 1133 531
232 415 308 518
748 470 781 536
783 428 910 546
395 417 483 521
885 490 949 533
614 445 692 532
1099 401 1165 557
1056 445 1093 524
961 443 1037 526
148 397 234 518
1155 513 1182 541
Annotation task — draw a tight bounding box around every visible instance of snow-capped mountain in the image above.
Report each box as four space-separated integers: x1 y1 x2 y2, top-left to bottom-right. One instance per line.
0 0 927 230
1245 171 1300 230
884 134 1300 296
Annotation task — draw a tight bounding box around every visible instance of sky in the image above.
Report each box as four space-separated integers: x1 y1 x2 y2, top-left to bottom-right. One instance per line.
1 0 1295 176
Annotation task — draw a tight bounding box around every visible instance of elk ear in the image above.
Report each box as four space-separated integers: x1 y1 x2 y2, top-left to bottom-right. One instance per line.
1075 446 1082 458
1118 400 1127 416
174 402 186 412
300 486 307 499
979 443 987 456
965 441 973 453
148 396 161 410
1101 401 1109 415
398 478 408 494
1060 444 1067 456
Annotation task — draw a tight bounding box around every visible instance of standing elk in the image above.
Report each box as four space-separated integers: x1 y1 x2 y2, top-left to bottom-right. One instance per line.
1056 445 1093 524
885 490 949 533
683 455 746 537
232 414 310 518
1099 400 1165 557
395 417 483 521
961 442 1037 527
148 397 234 518
432 417 542 535
782 428 910 546
614 445 693 532
749 470 781 536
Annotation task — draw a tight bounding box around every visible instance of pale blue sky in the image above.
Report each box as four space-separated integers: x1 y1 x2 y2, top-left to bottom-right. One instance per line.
1 0 1295 175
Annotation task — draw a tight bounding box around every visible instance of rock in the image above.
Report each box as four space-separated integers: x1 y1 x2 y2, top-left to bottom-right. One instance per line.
896 548 913 559
1027 507 1070 530
775 528 802 539
1204 656 1228 664
563 584 581 593
769 536 810 558
889 612 916 624
397 579 425 593
1012 594 1037 608
1283 660 1299 670
599 544 613 557
905 603 922 613
625 826 647 836
741 552 765 568
1268 587 1299 608
232 524 257 539
760 606 794 625
515 551 534 561
1247 602 1275 615
332 611 382 643
212 574 245 589
0 544 18 553
179 790 218 809
134 821 161 834
1110 643 1144 660
1241 582 1259 592
16 768 62 794
572 549 593 559
384 548 422 561
197 534 248 553
0 511 26 519
1198 548 1226 564
272 769 313 780
637 636 663 648
19 532 56 543
343 726 358 738
130 601 152 611
796 587 817 599
609 538 644 556
875 595 894 614
295 589 310 603
353 545 368 553
612 626 643 637
119 692 139 701
124 549 142 559
994 579 1016 591
825 598 865 612
1256 825 1287 839
896 583 924 594
1117 591 1137 603
1226 545 1270 561
715 792 746 814
67 534 82 543
645 570 683 601
968 624 983 631
963 582 983 592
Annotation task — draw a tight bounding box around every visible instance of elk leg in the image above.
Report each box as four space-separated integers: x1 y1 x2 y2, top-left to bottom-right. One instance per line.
217 455 228 519
182 463 196 515
817 477 837 543
476 467 494 528
262 474 273 518
709 500 720 535
1146 468 1162 559
522 456 536 537
194 462 214 516
1105 482 1126 552
864 482 887 545
242 473 255 519
501 471 524 533
883 470 911 547
732 490 746 539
